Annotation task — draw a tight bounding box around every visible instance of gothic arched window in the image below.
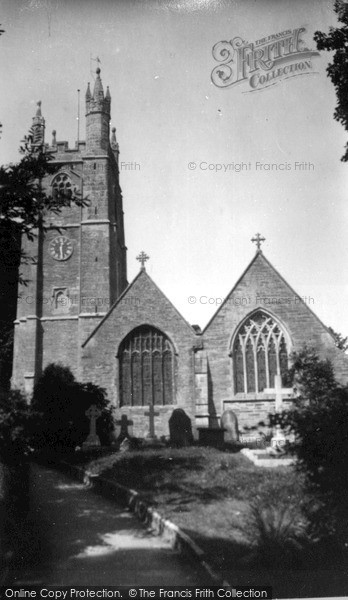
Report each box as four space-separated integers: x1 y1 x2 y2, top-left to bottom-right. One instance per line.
119 326 175 407
233 311 290 393
52 173 74 204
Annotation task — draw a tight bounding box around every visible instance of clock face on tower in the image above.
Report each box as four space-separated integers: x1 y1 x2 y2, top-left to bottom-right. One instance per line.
48 236 73 261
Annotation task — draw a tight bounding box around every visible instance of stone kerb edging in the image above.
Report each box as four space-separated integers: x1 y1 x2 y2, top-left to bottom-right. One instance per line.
241 447 295 467
59 460 230 587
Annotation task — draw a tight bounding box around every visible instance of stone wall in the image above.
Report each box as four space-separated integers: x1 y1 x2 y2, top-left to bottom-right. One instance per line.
12 134 126 393
204 252 348 428
80 270 198 439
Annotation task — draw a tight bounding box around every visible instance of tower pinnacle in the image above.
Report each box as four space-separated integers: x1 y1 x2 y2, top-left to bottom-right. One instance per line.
85 82 91 100
93 67 104 102
32 100 45 146
85 68 110 117
85 68 111 153
111 127 119 163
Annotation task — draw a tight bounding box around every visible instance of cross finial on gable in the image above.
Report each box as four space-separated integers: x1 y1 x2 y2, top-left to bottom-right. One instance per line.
136 251 150 270
251 233 266 252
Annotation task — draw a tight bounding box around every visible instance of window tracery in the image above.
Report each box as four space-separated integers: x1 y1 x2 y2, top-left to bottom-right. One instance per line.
119 326 175 407
233 311 289 393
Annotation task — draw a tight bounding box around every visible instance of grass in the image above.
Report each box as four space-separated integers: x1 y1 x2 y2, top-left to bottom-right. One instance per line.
65 446 348 597
75 451 302 562
83 445 301 500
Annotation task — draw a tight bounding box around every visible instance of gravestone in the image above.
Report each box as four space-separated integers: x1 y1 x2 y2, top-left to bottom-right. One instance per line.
145 403 159 439
119 437 131 453
83 404 101 449
269 425 286 454
221 410 239 443
169 409 193 447
116 414 133 442
267 374 290 454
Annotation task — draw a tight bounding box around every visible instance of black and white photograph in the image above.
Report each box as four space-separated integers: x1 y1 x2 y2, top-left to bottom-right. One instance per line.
0 1 348 598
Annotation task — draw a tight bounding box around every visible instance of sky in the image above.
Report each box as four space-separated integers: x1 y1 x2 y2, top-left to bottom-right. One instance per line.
0 0 347 334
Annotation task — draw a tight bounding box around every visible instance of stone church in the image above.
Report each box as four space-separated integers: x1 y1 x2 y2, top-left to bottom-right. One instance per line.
11 68 348 439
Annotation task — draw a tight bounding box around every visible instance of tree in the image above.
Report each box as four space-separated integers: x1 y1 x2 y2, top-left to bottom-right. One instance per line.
0 130 84 278
31 363 114 452
0 24 4 139
0 387 32 559
285 345 337 402
328 326 348 351
0 130 86 389
0 389 32 462
314 1 348 160
271 346 348 543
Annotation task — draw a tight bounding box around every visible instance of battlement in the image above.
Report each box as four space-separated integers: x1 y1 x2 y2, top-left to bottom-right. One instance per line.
46 140 86 154
32 69 118 159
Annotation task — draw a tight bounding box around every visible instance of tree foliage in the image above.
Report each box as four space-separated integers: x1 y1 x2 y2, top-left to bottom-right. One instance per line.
0 24 3 138
0 23 5 137
0 364 115 462
0 131 87 386
0 389 32 462
285 346 337 403
31 363 114 452
328 326 348 351
0 131 85 281
272 346 346 489
314 1 348 161
271 346 348 541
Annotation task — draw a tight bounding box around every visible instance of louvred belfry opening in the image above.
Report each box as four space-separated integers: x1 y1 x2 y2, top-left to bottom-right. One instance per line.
233 311 289 393
119 326 175 407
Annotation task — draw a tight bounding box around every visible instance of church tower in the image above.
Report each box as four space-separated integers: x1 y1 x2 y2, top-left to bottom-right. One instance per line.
12 69 128 394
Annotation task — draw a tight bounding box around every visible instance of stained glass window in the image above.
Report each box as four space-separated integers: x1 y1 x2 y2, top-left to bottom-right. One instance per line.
234 338 245 393
233 311 289 393
119 326 175 406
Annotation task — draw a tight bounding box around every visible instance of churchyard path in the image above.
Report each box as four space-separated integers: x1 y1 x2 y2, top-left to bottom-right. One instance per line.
9 463 210 586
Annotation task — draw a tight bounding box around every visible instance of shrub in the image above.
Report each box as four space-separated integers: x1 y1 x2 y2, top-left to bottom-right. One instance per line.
0 389 32 462
0 390 31 570
247 498 307 568
31 363 114 453
271 346 348 543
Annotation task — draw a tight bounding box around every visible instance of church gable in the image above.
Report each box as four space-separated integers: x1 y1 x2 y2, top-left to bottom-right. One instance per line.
11 69 348 442
204 251 342 359
203 250 348 429
79 268 198 438
81 268 195 350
